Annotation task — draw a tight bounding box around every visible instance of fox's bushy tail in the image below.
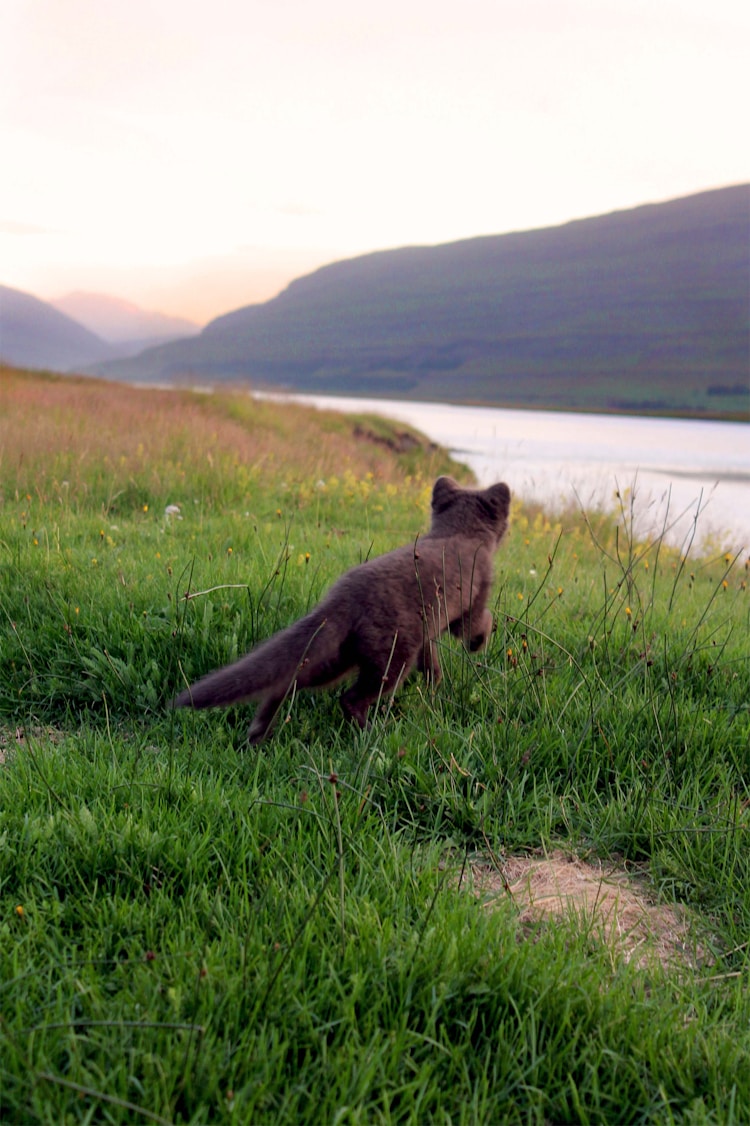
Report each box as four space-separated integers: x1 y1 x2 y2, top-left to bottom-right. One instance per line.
173 610 337 710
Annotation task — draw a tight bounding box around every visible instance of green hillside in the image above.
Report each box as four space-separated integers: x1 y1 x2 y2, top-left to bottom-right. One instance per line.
94 186 749 418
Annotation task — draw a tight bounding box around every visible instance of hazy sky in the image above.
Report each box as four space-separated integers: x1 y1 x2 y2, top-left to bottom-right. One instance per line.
2 0 748 323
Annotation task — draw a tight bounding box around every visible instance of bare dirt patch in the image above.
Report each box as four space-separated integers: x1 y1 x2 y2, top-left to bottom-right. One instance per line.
463 850 713 971
0 725 65 765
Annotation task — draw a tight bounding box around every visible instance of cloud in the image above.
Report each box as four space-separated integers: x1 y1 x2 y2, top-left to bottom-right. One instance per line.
275 203 324 218
0 220 54 236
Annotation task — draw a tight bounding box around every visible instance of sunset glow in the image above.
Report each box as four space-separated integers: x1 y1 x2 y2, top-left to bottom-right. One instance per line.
2 0 748 322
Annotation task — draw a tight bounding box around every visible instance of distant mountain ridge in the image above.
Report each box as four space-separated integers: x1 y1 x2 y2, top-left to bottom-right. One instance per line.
95 185 750 418
0 286 201 372
52 291 200 344
0 284 114 371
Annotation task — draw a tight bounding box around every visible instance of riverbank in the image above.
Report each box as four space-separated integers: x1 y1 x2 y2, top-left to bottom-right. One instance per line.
252 389 750 555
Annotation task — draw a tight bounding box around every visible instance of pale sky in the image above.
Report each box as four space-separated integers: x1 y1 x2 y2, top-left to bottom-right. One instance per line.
2 0 748 324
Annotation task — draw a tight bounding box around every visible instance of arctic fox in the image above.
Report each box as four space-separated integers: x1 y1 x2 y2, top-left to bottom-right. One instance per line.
173 476 511 742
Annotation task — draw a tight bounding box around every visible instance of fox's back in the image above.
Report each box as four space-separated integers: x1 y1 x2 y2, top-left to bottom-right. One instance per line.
320 535 492 631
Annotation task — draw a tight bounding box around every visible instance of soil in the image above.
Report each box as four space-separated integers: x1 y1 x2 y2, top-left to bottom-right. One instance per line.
462 849 713 971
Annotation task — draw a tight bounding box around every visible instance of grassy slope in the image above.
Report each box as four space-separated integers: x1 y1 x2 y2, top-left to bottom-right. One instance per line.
1 369 749 1124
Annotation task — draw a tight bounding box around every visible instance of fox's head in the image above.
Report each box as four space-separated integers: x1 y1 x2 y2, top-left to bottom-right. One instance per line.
429 476 511 546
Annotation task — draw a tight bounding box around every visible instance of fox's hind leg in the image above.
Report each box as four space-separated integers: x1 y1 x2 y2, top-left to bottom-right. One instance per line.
339 664 385 728
298 651 353 690
340 643 417 728
248 649 355 744
248 692 286 744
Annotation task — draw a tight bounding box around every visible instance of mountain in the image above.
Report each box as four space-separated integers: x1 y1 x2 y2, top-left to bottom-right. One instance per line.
0 284 115 371
52 291 201 347
94 185 750 417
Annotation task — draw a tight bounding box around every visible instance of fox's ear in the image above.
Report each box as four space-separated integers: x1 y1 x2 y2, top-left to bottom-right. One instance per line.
483 482 511 521
431 476 459 512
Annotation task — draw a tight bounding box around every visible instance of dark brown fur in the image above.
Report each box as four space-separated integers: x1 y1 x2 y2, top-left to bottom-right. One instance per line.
173 476 511 742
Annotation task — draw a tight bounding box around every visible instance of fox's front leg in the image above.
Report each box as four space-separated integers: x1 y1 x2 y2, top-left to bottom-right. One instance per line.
468 608 493 651
416 636 442 687
451 607 493 652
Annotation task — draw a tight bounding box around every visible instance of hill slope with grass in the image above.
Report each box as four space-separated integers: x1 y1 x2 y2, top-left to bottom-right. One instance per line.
95 185 750 417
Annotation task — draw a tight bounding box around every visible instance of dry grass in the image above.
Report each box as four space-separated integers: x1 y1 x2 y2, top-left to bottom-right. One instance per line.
0 367 455 504
463 851 713 972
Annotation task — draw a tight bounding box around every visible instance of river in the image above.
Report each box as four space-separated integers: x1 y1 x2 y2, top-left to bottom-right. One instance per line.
255 392 750 556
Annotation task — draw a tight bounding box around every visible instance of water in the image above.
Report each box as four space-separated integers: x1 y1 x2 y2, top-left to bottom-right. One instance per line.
255 392 750 555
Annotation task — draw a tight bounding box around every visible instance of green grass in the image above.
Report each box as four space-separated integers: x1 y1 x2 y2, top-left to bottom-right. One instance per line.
1 372 749 1123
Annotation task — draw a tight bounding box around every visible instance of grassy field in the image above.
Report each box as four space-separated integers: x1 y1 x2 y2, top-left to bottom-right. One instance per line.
1 368 749 1124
